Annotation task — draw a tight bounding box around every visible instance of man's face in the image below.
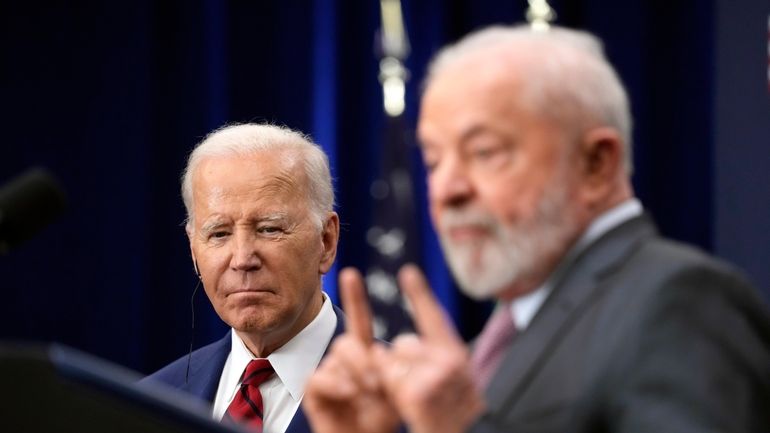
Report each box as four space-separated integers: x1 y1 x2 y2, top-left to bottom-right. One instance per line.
188 150 337 352
418 53 584 300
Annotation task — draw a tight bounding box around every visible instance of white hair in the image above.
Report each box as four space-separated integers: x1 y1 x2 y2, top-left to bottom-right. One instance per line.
181 123 334 230
425 24 634 174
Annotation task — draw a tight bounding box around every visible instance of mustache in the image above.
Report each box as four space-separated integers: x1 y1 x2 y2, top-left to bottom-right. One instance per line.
439 208 498 231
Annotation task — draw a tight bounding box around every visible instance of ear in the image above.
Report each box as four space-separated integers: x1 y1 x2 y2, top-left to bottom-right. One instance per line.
319 212 340 274
576 127 625 208
186 224 200 277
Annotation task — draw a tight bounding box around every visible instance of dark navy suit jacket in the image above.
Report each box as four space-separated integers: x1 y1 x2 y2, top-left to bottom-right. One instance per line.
142 304 346 433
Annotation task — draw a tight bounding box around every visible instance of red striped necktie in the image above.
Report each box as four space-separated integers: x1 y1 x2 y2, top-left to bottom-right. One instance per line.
470 304 516 390
223 359 274 431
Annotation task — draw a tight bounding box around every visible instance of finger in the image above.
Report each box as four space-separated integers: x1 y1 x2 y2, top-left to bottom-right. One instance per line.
307 355 359 400
339 267 373 345
329 335 382 392
371 344 402 391
390 333 422 358
398 264 460 344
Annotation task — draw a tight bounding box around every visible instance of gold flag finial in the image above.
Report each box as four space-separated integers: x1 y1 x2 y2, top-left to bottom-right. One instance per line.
526 0 556 32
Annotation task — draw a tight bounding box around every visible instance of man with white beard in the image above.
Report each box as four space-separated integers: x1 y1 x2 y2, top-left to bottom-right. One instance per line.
302 24 770 433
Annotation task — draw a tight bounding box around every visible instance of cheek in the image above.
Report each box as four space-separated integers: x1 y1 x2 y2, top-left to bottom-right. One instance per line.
426 179 443 222
476 180 529 224
284 247 324 295
198 253 230 293
198 246 229 270
426 173 443 203
202 284 219 306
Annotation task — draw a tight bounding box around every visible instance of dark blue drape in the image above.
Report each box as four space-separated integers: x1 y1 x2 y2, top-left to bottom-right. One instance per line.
1 0 767 374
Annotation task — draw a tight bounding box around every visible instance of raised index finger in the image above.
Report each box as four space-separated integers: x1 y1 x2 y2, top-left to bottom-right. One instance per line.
397 263 460 344
339 267 374 345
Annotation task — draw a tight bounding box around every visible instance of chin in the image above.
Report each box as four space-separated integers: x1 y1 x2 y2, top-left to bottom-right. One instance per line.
231 316 274 334
456 270 519 300
222 304 272 330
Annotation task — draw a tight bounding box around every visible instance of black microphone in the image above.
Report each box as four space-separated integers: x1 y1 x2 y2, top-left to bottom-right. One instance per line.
0 167 67 254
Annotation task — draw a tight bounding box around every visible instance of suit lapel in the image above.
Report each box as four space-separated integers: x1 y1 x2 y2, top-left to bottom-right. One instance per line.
323 305 347 355
284 305 346 433
182 331 232 402
485 215 657 413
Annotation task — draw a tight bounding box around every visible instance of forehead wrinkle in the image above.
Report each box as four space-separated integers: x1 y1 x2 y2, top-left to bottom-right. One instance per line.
200 168 300 204
254 171 300 197
192 155 310 231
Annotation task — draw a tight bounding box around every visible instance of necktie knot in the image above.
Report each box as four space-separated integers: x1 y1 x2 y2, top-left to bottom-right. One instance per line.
241 359 274 387
224 359 274 431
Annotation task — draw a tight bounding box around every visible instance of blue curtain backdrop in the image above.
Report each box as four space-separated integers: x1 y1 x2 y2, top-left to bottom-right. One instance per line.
1 0 768 374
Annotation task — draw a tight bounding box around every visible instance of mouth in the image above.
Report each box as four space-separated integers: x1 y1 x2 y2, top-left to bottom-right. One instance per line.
225 288 274 297
444 225 490 242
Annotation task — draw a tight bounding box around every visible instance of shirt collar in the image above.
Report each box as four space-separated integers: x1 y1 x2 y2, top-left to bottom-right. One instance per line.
510 198 643 330
229 291 337 400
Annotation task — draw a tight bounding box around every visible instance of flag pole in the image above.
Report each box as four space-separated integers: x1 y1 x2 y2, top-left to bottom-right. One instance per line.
378 0 410 117
363 0 419 340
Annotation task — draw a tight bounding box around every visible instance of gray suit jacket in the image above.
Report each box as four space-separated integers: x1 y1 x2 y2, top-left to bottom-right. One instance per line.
471 215 770 433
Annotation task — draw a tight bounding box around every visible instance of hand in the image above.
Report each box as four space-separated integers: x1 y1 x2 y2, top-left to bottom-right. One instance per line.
302 268 400 433
373 264 486 433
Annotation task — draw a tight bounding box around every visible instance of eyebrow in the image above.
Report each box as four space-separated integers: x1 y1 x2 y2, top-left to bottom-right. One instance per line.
256 213 289 223
200 219 229 235
418 124 494 150
199 212 290 233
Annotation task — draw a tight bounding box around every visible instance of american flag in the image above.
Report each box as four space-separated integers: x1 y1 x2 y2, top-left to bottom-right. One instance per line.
364 113 418 340
363 0 418 340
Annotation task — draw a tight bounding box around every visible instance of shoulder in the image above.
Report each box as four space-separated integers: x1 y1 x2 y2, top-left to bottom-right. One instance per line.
141 332 231 387
589 237 770 430
604 232 760 305
600 233 770 343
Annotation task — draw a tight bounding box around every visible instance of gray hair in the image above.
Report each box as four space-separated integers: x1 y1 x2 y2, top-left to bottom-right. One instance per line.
425 24 634 174
181 123 334 231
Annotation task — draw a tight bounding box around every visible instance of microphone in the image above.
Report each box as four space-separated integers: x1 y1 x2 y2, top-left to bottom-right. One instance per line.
0 167 67 254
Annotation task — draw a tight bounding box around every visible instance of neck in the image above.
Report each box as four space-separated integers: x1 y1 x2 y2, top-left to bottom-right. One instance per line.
235 290 324 357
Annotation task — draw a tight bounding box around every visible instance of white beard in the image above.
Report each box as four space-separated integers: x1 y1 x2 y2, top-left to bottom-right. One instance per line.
437 181 577 300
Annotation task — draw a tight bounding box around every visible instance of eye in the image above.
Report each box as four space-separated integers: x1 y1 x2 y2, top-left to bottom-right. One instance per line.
471 143 501 159
257 225 285 236
209 231 230 240
467 140 510 168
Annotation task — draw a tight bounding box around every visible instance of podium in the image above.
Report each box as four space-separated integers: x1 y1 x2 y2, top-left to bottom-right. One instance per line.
0 343 245 432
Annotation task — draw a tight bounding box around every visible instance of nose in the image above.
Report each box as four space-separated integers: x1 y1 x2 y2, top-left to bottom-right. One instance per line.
429 155 473 209
229 231 262 271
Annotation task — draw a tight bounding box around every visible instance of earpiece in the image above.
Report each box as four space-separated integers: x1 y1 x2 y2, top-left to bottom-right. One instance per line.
186 257 203 384
192 256 202 279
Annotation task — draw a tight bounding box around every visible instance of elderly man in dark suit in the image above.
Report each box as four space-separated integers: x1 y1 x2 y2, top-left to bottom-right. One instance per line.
143 123 342 433
302 24 770 433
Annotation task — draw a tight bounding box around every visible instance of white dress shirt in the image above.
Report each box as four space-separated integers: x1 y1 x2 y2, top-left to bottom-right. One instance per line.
211 292 337 433
510 198 643 330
